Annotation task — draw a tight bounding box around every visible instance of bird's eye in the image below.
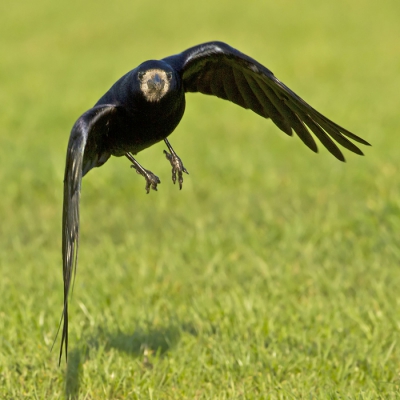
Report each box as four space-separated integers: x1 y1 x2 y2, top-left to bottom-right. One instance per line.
166 72 172 81
138 72 145 81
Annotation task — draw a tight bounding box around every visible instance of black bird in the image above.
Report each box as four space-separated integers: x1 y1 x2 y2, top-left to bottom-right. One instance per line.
59 41 370 363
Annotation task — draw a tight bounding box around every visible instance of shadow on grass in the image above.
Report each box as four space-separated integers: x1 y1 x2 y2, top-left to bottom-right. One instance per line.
65 349 81 400
65 323 182 399
106 325 180 356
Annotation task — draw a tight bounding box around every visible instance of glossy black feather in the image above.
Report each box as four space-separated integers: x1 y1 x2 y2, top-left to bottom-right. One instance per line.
164 41 370 158
59 41 370 364
60 104 116 364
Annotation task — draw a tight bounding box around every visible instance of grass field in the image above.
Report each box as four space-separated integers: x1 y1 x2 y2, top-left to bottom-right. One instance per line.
1 0 400 398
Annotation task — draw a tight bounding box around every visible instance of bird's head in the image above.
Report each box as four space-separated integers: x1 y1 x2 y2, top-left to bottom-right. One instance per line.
137 64 174 103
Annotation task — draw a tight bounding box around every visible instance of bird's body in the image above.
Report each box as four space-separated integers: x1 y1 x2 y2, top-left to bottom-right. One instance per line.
78 60 185 175
58 41 370 364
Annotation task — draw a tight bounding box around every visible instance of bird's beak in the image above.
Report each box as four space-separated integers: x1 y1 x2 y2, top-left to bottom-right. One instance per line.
147 73 165 92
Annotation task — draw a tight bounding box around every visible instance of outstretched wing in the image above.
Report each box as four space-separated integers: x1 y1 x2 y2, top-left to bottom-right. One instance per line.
163 41 370 161
59 104 116 364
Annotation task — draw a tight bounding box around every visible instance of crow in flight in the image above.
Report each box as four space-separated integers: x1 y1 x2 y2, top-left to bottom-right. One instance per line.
59 41 370 363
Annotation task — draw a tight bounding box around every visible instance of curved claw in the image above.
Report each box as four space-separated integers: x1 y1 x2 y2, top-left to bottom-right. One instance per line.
126 153 160 194
163 149 189 190
130 165 160 193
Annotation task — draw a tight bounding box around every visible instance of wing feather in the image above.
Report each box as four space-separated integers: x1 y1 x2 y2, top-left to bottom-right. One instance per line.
163 41 370 159
256 76 319 153
58 104 116 364
284 97 362 157
208 69 226 98
243 74 292 135
232 68 265 117
222 66 247 108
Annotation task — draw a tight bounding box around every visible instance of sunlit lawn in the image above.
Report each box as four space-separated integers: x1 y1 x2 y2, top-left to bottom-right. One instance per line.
1 0 399 398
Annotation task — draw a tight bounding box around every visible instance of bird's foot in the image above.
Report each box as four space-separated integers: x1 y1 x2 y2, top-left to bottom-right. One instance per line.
163 150 189 189
126 153 160 194
131 165 160 194
163 138 189 189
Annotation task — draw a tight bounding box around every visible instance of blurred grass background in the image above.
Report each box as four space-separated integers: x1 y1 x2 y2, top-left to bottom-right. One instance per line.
1 0 400 398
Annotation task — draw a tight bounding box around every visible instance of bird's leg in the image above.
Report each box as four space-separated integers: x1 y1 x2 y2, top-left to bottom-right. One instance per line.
163 138 189 190
125 153 160 194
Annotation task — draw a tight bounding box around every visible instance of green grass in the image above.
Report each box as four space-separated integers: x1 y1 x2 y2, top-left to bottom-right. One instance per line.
1 0 400 398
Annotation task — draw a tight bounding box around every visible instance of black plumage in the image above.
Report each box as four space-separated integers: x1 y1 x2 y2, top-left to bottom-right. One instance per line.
58 41 370 363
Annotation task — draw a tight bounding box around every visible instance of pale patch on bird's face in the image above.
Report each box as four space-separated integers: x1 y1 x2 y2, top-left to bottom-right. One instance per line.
138 69 172 102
